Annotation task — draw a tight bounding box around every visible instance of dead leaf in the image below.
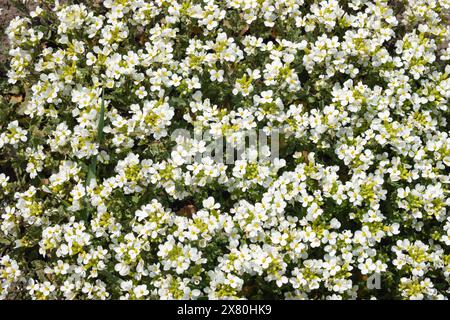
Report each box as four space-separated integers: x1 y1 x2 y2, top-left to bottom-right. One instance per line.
271 27 278 40
241 283 256 297
9 95 23 104
239 25 250 37
302 151 309 164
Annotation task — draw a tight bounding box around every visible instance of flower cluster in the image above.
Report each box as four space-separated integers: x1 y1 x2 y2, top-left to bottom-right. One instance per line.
0 0 449 300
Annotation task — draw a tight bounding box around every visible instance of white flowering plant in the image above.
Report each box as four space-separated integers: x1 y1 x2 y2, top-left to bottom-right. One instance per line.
0 0 450 300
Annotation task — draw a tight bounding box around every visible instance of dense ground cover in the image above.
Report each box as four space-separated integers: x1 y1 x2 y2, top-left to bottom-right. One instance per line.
0 0 450 299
